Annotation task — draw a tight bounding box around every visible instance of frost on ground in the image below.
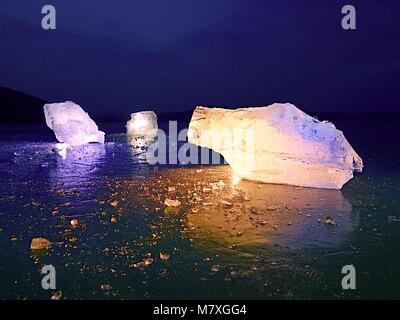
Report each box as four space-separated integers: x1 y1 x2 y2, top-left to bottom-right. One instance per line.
43 101 105 146
188 103 363 189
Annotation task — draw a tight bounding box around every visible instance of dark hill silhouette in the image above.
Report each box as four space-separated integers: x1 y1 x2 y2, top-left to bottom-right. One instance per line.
0 86 48 123
1 86 400 125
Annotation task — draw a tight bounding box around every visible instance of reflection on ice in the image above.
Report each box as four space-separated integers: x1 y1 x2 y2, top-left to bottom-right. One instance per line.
106 164 358 253
186 179 358 249
48 143 106 185
128 135 156 163
0 123 397 299
52 143 68 159
1 136 392 299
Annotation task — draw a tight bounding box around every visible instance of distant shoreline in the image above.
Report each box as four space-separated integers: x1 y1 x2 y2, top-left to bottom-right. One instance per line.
1 86 400 124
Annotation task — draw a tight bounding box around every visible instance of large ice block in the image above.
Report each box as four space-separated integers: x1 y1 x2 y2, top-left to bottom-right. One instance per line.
43 101 105 145
188 103 363 189
126 111 158 139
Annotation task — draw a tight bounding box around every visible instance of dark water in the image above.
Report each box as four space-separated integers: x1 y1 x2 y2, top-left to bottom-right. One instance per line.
0 121 399 300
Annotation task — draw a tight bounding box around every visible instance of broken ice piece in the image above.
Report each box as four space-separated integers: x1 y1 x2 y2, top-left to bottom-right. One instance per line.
30 237 52 250
51 291 62 300
44 101 105 146
211 264 221 272
220 200 234 208
164 198 181 207
325 216 336 227
188 103 363 189
126 111 158 139
159 252 171 260
100 284 113 291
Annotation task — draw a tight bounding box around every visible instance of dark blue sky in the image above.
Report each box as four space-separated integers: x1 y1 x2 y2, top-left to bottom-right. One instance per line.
1 0 399 118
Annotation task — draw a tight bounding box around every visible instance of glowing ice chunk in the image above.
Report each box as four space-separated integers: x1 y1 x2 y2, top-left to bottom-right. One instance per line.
126 111 158 139
43 101 105 146
188 103 363 190
53 143 68 159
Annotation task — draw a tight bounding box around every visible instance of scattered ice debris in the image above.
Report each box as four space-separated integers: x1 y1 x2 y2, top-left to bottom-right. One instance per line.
100 284 113 291
210 183 220 191
133 257 154 268
210 180 226 190
202 202 214 206
325 216 336 227
164 198 181 207
31 200 40 207
211 265 221 273
30 237 52 250
250 207 258 214
220 200 234 208
159 252 170 261
388 216 400 222
43 101 105 145
51 291 62 300
110 200 118 207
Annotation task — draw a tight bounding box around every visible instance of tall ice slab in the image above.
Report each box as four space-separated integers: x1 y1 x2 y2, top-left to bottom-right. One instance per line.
44 101 105 145
188 103 363 189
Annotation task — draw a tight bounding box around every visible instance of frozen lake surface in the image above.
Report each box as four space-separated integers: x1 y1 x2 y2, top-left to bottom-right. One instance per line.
0 121 399 299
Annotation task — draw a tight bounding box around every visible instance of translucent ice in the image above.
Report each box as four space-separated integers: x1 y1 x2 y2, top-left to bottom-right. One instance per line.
43 101 105 146
126 111 158 139
188 103 363 189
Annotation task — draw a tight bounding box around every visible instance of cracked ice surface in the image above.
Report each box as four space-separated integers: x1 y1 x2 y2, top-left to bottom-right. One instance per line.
43 101 105 146
188 103 363 189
